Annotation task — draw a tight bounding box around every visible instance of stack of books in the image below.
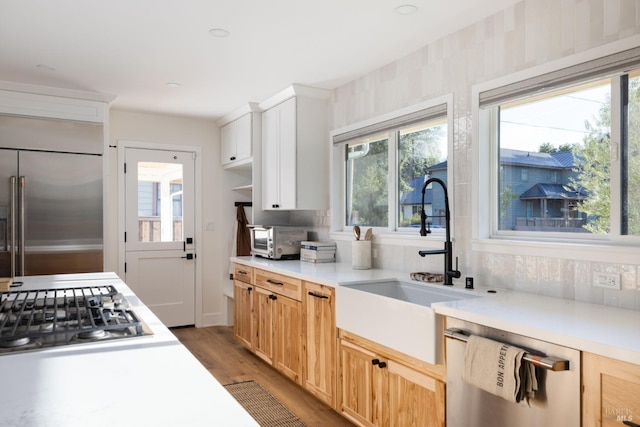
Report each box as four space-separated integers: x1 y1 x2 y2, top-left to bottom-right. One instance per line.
300 241 336 263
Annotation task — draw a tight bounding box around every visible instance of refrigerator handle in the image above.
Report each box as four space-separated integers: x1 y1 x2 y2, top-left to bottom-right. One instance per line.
18 176 25 276
9 176 16 278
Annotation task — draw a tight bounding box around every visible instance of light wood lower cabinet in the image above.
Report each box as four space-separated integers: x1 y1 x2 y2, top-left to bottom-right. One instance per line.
339 333 445 427
303 282 336 407
273 291 303 383
253 286 275 364
233 280 253 350
583 352 640 427
233 265 303 385
232 264 445 425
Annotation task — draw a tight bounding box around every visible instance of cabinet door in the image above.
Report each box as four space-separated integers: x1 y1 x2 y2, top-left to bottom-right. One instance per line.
276 97 297 209
340 339 380 427
303 282 336 407
388 360 445 427
583 352 640 427
253 286 274 364
221 121 236 165
235 113 253 162
233 280 253 350
274 294 302 384
262 105 280 209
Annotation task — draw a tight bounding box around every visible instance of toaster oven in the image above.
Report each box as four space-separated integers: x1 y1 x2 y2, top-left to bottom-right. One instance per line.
248 225 308 260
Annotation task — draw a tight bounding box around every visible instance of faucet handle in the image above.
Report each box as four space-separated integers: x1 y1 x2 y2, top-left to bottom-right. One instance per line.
452 257 462 278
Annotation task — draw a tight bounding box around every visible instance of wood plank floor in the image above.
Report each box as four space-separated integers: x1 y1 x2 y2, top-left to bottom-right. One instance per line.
172 326 354 427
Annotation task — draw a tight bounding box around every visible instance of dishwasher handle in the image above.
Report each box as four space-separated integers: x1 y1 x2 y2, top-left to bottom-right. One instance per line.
444 328 570 371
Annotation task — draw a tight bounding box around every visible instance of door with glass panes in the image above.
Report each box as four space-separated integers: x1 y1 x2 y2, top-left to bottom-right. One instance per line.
124 148 195 327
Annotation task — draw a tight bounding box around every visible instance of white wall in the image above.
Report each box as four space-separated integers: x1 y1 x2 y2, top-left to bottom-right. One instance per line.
108 109 226 325
328 0 640 309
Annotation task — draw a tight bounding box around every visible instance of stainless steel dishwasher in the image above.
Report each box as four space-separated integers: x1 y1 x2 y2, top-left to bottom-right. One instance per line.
445 318 581 427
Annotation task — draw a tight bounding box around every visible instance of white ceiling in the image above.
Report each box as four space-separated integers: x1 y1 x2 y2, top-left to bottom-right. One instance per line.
0 0 521 120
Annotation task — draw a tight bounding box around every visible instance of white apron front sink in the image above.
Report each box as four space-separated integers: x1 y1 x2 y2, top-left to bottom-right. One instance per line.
336 279 479 364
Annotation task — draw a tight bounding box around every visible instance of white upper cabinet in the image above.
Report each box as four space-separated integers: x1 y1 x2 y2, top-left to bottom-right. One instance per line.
259 85 330 210
220 112 254 167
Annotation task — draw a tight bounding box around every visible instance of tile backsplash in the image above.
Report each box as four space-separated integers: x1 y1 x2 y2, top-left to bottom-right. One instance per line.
318 0 640 310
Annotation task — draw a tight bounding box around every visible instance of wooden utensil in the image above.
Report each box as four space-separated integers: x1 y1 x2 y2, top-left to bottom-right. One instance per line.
353 225 361 240
364 228 373 240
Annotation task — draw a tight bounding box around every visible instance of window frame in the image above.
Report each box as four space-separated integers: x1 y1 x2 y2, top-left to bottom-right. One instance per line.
330 95 454 241
472 38 640 261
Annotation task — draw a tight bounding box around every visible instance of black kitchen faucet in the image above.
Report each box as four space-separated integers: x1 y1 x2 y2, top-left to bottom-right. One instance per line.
418 176 461 286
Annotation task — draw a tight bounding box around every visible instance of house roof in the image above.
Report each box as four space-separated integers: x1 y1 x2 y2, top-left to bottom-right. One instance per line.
400 176 433 205
500 148 576 169
520 183 587 200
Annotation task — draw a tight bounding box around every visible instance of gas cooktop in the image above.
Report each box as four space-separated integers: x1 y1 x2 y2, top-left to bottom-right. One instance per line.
0 284 152 354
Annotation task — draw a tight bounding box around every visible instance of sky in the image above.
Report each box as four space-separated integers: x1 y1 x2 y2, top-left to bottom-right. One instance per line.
499 84 610 152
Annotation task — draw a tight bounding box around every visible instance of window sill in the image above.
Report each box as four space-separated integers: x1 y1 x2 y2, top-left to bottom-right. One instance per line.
329 230 447 248
472 238 639 265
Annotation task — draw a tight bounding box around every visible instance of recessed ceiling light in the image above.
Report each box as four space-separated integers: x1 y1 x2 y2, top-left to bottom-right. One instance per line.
36 64 55 71
165 82 181 88
394 4 418 15
208 28 230 38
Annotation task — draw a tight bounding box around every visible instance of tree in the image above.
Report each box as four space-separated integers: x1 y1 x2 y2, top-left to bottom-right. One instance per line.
398 127 444 193
565 78 640 235
538 142 576 153
349 138 389 226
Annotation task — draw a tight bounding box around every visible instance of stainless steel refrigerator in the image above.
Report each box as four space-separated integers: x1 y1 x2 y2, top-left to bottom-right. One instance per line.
0 115 103 277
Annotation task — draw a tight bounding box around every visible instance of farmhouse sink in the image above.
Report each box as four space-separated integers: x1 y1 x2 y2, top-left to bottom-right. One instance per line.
335 279 480 364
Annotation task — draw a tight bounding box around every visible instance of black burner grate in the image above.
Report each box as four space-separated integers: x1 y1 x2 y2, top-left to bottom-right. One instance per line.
0 285 148 352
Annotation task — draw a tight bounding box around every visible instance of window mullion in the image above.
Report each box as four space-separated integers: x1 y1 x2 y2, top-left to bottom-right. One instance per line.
388 131 398 231
610 75 622 239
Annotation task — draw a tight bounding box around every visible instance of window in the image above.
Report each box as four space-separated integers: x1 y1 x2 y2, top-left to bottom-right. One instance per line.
335 100 450 233
345 135 389 227
479 47 640 241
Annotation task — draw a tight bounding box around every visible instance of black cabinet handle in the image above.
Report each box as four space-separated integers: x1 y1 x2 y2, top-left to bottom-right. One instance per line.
238 270 248 275
230 156 236 161
308 291 329 299
371 359 387 368
267 279 284 286
268 294 277 300
247 287 252 292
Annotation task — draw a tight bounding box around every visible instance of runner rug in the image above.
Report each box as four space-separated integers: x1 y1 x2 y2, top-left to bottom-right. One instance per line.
224 380 306 427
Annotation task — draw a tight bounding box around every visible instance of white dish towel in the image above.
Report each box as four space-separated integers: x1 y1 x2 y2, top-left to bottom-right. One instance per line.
462 335 538 404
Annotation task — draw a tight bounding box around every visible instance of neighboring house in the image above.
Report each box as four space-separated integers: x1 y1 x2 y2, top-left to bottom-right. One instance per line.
399 161 448 228
400 150 588 232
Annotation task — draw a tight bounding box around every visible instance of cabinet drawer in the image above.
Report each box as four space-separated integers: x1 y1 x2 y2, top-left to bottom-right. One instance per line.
233 264 253 284
255 268 301 301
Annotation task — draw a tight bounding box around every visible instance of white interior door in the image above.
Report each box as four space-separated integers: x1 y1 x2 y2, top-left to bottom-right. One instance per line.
124 148 195 327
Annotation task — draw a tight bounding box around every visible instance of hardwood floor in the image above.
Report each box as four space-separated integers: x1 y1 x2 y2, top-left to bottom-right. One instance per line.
172 326 354 427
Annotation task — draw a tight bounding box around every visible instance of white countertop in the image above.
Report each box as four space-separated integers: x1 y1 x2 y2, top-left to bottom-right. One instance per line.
232 256 640 365
0 272 259 427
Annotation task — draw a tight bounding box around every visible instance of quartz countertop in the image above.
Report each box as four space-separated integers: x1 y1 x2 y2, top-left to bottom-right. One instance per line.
232 256 640 365
0 272 259 427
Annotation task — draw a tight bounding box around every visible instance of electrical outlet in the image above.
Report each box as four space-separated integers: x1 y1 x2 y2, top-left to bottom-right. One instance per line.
593 272 621 290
